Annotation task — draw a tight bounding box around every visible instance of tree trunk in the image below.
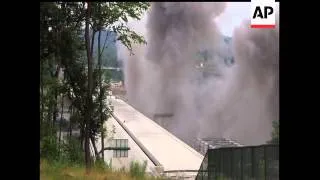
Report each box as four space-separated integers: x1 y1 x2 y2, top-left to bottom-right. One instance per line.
69 106 73 138
80 127 84 149
91 31 96 62
52 27 61 135
97 13 105 159
84 125 91 171
90 135 100 158
52 97 57 132
84 1 93 170
40 60 44 129
59 95 64 145
47 100 53 137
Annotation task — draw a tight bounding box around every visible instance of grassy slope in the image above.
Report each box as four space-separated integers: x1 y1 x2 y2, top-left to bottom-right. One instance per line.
40 159 166 180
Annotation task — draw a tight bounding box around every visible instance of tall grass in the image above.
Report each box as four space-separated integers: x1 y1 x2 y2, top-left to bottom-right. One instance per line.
40 135 168 179
129 161 147 179
40 159 168 180
41 158 131 180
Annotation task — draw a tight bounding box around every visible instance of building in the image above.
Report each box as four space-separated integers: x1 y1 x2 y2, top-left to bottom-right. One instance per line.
92 97 204 179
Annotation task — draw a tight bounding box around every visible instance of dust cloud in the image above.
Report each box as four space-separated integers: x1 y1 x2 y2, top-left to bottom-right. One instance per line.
118 2 279 146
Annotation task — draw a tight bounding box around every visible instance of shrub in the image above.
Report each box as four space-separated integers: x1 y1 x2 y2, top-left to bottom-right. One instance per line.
40 134 85 166
130 160 147 179
63 136 84 165
40 135 60 161
94 158 111 171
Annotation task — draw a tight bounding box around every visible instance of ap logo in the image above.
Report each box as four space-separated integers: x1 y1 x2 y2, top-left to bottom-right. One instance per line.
251 0 276 28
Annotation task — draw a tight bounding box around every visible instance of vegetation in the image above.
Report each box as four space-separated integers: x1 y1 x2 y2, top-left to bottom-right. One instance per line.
41 158 166 180
268 120 279 144
106 69 124 82
130 161 147 179
40 135 164 179
40 2 150 177
92 31 118 67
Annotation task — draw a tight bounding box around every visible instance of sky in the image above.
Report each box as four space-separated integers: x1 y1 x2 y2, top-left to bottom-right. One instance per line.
216 2 279 37
125 2 279 40
133 2 252 37
215 2 250 37
120 2 251 58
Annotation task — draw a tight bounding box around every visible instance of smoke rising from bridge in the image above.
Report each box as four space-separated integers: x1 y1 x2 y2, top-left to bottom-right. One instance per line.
118 2 279 146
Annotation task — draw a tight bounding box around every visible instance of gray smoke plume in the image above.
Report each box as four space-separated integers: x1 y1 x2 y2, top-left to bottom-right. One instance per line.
221 11 279 144
121 2 279 146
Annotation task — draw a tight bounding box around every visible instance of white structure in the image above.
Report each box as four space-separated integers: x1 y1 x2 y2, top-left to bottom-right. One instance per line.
93 97 204 179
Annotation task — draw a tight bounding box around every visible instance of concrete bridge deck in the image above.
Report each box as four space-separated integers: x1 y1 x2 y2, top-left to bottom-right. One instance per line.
111 98 204 177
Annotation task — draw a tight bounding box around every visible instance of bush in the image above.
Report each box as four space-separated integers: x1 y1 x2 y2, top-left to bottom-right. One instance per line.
130 160 147 179
94 158 112 171
40 135 60 161
63 136 84 165
267 120 279 144
40 134 85 166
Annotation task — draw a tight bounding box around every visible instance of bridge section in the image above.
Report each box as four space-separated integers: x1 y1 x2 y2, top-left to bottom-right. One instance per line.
110 98 204 178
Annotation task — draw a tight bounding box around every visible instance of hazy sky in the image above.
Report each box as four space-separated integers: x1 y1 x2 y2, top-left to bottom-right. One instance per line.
215 2 250 37
216 2 279 37
126 2 279 39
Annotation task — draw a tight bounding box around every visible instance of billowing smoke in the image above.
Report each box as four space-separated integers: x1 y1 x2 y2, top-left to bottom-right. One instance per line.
119 2 279 146
220 9 279 144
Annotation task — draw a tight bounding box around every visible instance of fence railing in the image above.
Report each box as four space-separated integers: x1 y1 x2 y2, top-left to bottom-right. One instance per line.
196 144 279 180
194 138 243 155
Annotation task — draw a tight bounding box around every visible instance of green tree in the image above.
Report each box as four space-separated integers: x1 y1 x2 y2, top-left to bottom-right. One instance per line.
268 120 279 144
40 1 86 163
82 2 150 169
40 2 150 170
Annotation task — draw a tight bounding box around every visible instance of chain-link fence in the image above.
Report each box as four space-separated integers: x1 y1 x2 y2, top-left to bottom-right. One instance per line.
196 144 279 180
